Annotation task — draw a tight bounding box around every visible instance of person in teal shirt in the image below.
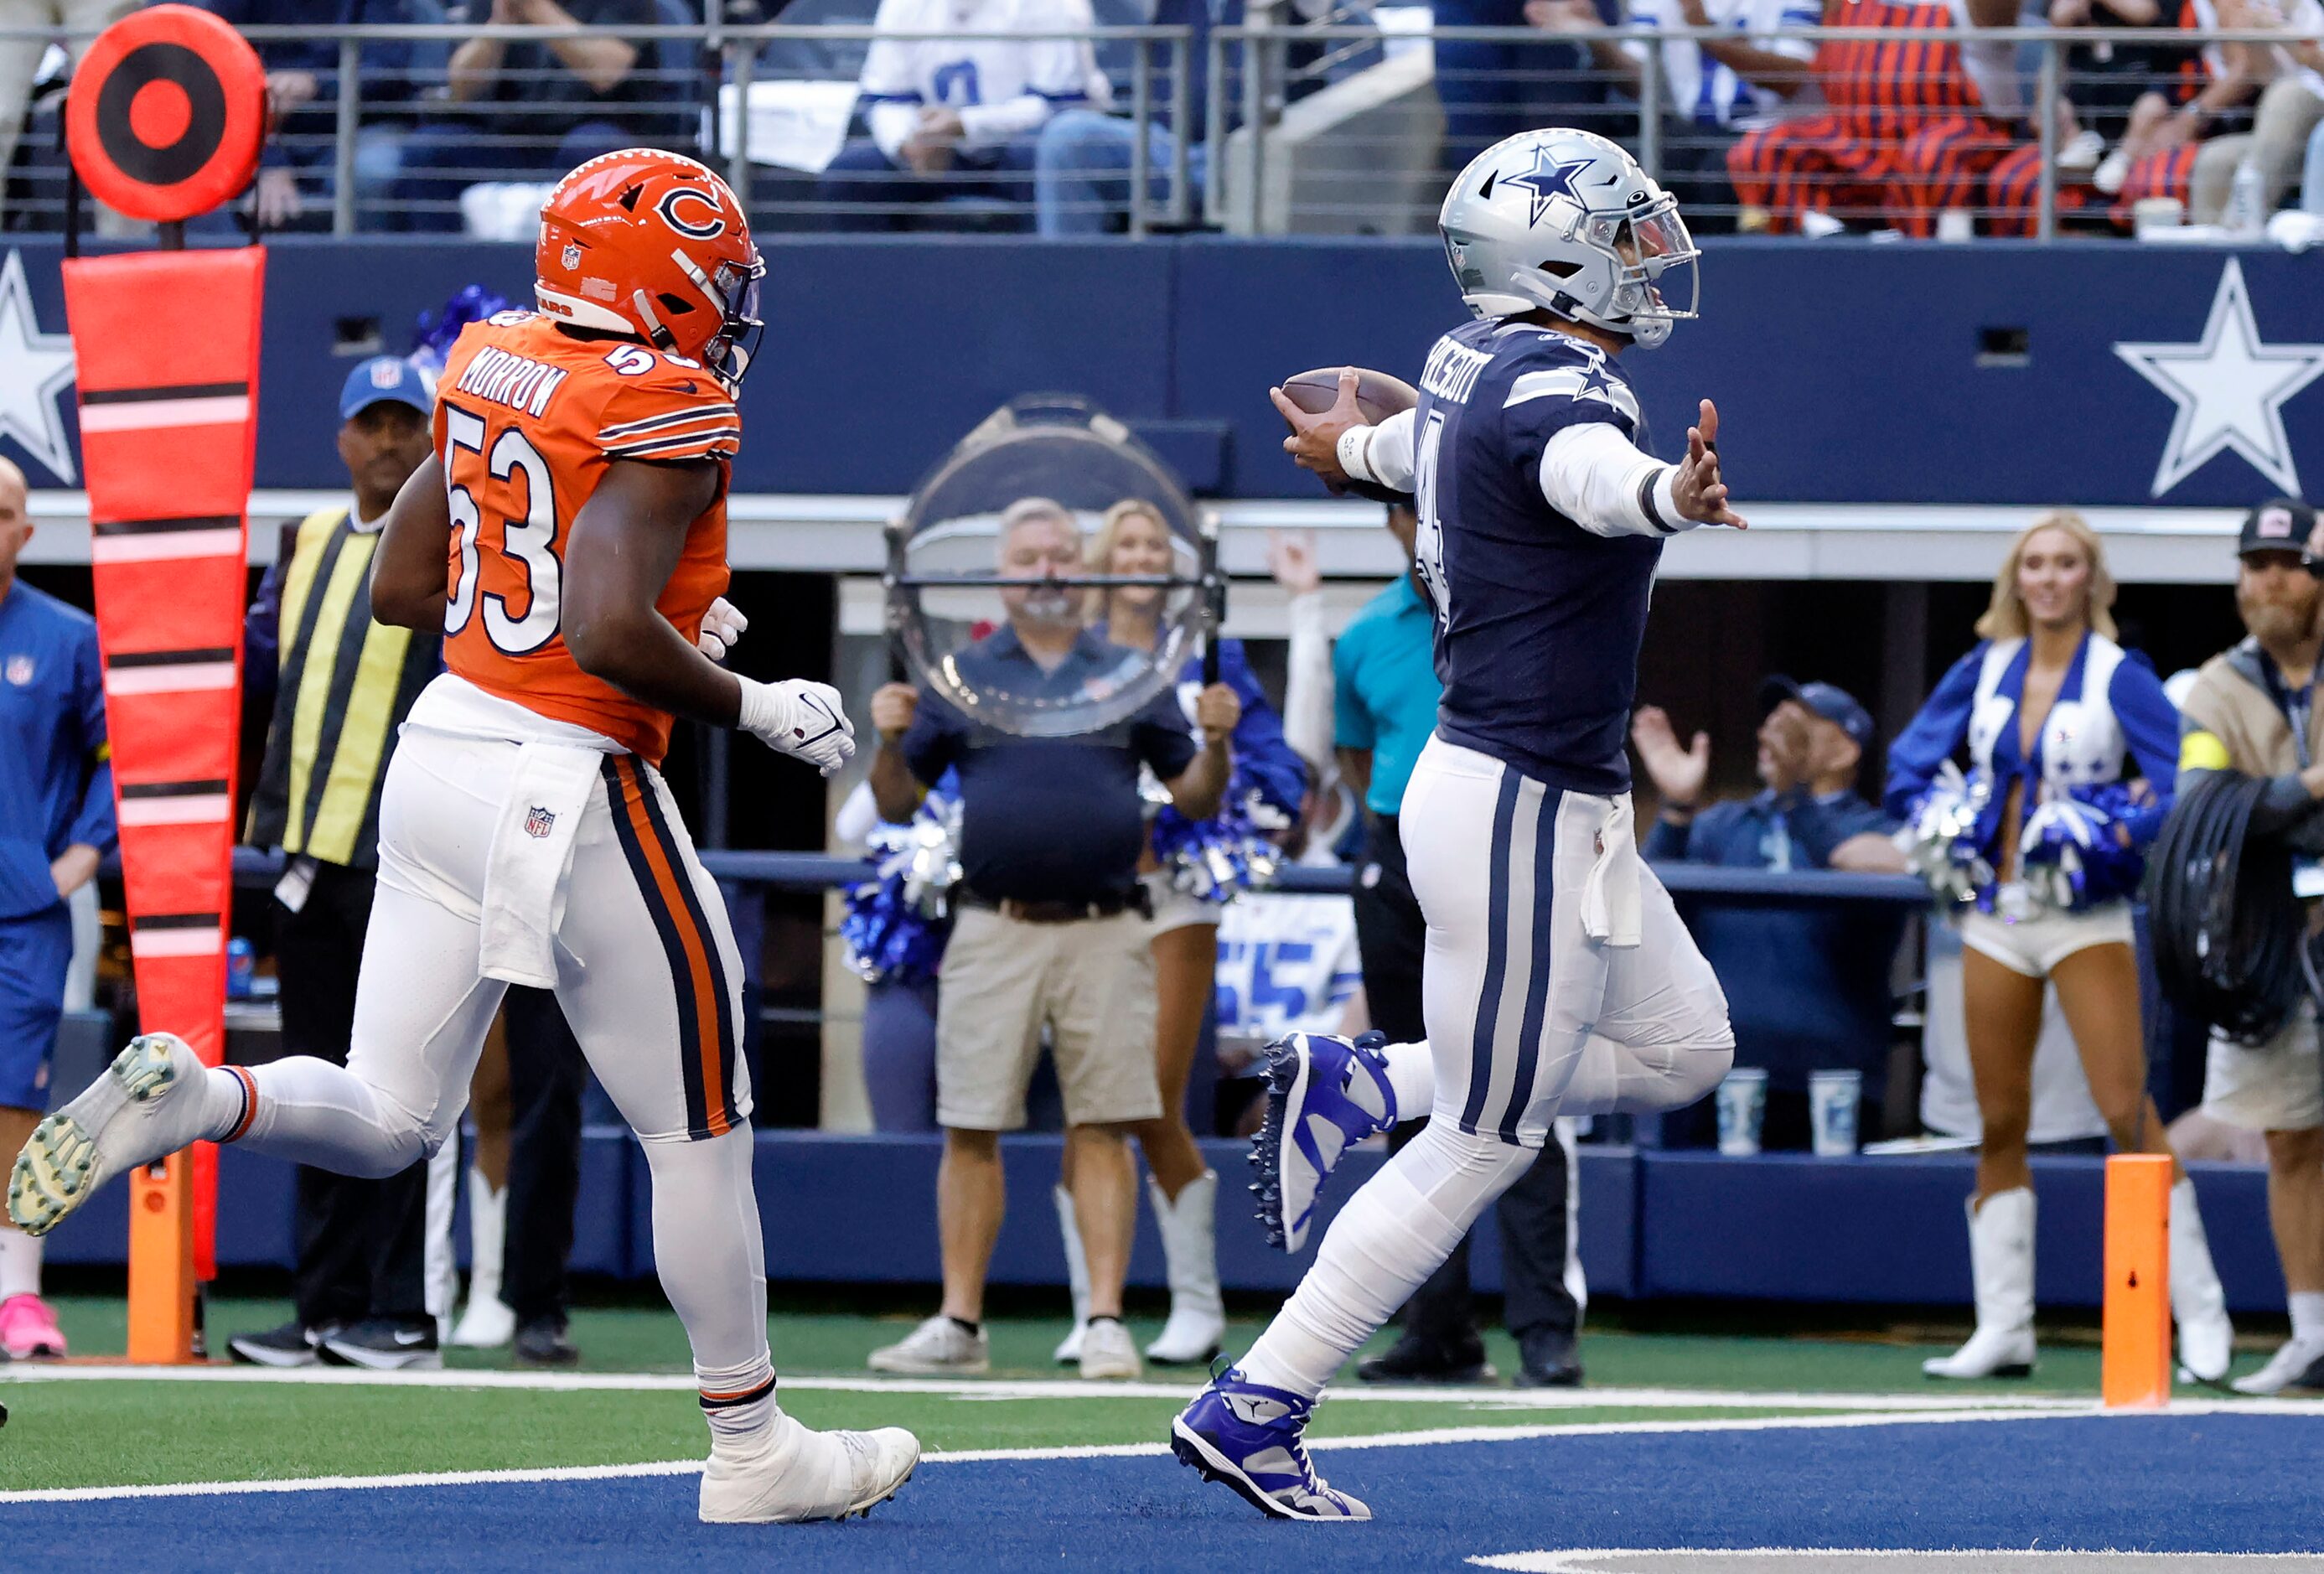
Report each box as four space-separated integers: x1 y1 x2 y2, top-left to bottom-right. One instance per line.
1330 504 1584 1390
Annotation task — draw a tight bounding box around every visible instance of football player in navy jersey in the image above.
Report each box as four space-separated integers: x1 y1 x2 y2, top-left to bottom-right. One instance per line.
1172 127 1744 1522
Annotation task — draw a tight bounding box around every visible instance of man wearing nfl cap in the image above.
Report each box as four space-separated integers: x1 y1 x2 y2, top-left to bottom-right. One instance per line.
232 355 449 1370
2176 495 2324 1395
1633 676 1907 1149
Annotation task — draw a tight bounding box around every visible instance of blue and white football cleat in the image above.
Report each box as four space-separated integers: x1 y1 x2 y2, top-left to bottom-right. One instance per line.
1250 1031 1398 1253
1171 1366 1370 1522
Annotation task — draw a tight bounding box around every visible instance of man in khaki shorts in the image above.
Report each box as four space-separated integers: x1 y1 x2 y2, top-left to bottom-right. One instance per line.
864 498 1239 1380
2178 496 2324 1395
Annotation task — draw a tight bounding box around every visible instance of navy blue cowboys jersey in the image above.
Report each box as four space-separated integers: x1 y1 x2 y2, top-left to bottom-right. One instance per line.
1410 319 1665 797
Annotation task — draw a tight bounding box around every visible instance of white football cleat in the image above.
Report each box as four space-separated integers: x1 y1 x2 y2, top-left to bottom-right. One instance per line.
699 1413 920 1524
9 1033 224 1238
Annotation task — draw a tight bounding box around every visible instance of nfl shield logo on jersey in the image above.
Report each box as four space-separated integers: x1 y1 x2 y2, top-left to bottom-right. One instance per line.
4 655 32 686
525 805 556 839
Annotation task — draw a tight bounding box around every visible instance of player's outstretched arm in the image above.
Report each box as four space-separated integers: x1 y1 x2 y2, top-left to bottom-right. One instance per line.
371 454 453 630
565 459 856 776
1671 400 1746 530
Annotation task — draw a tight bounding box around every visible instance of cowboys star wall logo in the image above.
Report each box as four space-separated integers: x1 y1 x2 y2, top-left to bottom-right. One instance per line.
2114 256 2324 499
0 249 77 485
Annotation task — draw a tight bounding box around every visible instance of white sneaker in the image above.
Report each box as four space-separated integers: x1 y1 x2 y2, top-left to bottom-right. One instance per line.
2057 128 2105 173
10 1034 220 1237
452 1293 516 1349
868 1315 989 1375
2231 1337 2324 1395
1053 1321 1086 1364
1079 1317 1142 1380
698 1412 920 1524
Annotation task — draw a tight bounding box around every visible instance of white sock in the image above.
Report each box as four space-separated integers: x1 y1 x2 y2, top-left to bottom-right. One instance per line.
0 1225 41 1300
1379 1040 1435 1119
2290 1292 2324 1346
1238 1118 1535 1399
641 1124 780 1446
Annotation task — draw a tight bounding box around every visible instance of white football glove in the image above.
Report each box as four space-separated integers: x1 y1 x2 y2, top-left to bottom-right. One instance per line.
737 677 857 777
697 597 748 662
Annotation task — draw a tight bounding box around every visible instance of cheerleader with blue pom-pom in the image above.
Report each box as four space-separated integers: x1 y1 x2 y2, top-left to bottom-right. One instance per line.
1887 511 2233 1383
1053 500 1309 1368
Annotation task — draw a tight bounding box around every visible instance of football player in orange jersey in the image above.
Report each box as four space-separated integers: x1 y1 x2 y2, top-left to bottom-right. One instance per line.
8 151 919 1525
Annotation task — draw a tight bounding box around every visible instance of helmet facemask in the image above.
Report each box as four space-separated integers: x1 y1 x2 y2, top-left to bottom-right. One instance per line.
1590 195 1699 349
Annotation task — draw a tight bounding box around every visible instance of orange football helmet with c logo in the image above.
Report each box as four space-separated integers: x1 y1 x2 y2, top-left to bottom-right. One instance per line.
535 148 766 391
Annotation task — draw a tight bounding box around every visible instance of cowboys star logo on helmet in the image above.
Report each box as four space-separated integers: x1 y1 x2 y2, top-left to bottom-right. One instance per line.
534 149 766 393
1498 148 1597 226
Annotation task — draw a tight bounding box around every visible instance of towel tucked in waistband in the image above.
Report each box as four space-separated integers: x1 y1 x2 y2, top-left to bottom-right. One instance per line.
477 739 603 987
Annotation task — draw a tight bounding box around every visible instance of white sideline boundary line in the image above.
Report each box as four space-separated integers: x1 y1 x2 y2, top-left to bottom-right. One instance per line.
0 1364 2100 1412
0 1401 2226 1507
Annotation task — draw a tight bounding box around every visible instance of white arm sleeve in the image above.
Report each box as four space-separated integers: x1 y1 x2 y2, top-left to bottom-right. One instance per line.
1538 421 1689 538
1281 589 1335 773
1336 406 1417 493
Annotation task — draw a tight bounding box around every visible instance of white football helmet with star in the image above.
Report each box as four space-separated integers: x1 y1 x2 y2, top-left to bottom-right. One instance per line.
1437 127 1700 349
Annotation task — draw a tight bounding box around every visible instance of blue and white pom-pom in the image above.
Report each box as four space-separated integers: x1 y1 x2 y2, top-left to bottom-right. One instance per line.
1897 761 1995 909
407 284 511 379
1151 779 1287 904
840 795 961 983
2018 783 2145 912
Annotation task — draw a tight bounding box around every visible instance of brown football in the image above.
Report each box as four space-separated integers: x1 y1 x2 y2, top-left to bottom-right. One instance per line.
1277 367 1420 504
1278 366 1421 426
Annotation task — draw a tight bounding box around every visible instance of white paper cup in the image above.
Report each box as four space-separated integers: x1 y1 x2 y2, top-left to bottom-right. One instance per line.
1716 1068 1768 1156
2132 196 2185 236
1809 1069 1863 1157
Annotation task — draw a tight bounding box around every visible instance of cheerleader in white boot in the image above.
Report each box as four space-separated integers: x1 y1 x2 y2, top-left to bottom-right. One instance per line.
1888 512 2234 1383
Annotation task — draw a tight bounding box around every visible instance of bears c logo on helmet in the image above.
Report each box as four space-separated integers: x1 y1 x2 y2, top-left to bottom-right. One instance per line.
655 188 727 241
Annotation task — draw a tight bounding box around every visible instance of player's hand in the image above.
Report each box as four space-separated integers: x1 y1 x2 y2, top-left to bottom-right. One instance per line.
870 681 920 743
1632 706 1710 807
898 132 955 175
1195 681 1242 747
916 106 965 142
696 597 747 661
1269 367 1364 491
1267 528 1322 597
49 844 99 902
253 167 303 230
1674 399 1747 529
738 678 857 776
267 70 319 113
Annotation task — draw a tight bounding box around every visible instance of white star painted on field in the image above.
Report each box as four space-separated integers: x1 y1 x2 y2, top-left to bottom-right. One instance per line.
0 249 75 485
2113 256 2324 499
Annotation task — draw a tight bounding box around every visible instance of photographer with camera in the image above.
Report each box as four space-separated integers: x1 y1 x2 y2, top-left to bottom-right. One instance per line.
2174 497 2324 1395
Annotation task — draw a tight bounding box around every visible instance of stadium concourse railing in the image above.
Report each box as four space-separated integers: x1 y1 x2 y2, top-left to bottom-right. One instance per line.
2 23 2312 239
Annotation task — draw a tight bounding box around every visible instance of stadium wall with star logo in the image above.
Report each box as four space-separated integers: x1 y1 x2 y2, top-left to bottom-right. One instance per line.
0 239 2316 509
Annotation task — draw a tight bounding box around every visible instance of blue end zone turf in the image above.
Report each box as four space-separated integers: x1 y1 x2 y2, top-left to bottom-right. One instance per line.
7 1414 2316 1571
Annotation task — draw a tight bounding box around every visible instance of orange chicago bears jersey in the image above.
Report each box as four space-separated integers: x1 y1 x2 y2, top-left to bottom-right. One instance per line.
433 310 737 764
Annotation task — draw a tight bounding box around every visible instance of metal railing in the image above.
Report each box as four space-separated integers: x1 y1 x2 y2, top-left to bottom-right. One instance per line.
5 20 2321 239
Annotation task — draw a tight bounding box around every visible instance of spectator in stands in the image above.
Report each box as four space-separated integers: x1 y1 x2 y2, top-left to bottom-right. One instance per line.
200 0 448 231
862 498 1238 1382
1524 0 1818 228
2057 0 2267 220
1044 500 1304 1369
1033 0 1227 235
1725 0 2028 236
2042 0 2181 180
1334 503 1586 1389
0 0 133 230
2169 0 2324 225
820 0 1105 231
0 456 112 1361
232 359 445 1369
1886 511 2233 1383
1436 0 1623 177
2176 498 2324 1395
1633 679 1906 1149
397 0 677 232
